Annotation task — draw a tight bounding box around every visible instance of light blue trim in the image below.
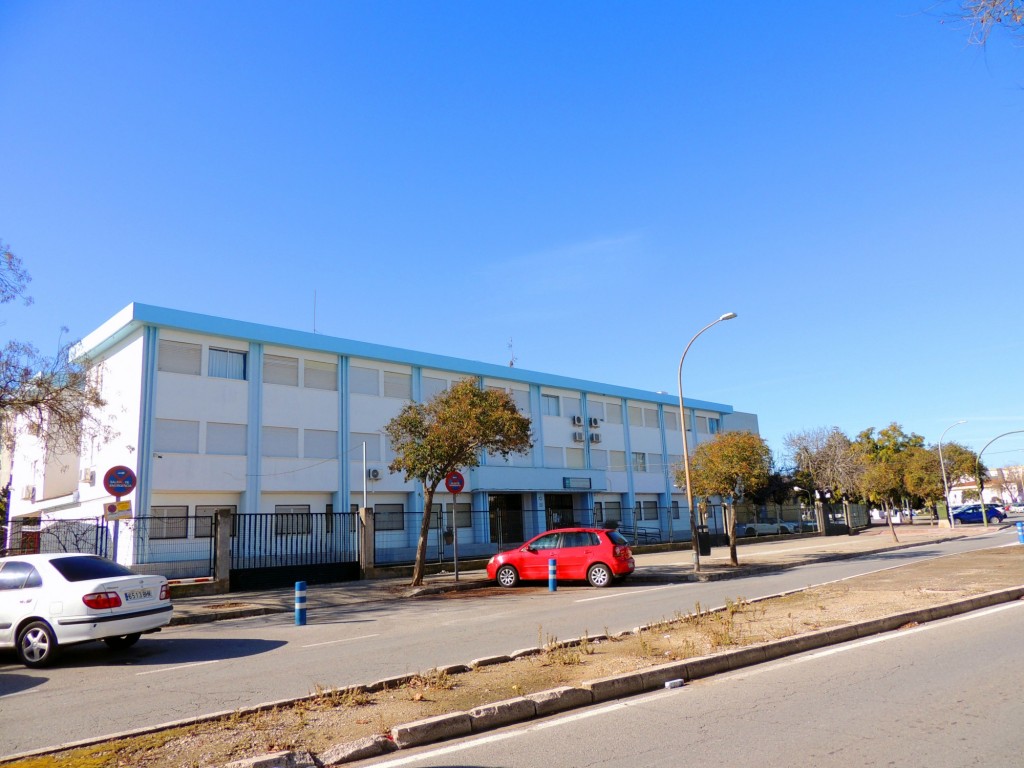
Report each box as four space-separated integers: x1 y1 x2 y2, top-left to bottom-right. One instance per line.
336 355 348 514
529 385 543 468
245 343 264 514
84 304 733 414
136 326 159 537
620 398 635 521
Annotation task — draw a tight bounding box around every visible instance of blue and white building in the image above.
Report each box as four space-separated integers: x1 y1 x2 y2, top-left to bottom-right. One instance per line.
6 303 758 583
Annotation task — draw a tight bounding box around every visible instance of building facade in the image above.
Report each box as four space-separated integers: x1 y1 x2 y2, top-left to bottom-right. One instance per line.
6 303 758 580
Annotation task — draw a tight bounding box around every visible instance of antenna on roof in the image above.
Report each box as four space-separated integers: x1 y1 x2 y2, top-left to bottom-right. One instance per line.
508 337 517 368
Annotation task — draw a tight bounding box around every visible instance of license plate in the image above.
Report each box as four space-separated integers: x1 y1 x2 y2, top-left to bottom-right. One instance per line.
124 589 152 601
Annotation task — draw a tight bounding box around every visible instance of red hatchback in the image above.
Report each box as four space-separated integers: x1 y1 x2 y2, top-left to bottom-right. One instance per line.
486 527 635 588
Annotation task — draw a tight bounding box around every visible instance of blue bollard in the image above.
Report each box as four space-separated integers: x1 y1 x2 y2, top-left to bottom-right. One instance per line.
548 558 557 592
295 580 307 626
1017 521 1023 544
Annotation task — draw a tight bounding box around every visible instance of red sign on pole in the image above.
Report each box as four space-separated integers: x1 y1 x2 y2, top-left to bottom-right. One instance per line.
103 465 138 499
444 471 465 494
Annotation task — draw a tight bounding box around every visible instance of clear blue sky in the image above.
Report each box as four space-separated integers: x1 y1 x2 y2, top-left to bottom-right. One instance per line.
2 2 1022 467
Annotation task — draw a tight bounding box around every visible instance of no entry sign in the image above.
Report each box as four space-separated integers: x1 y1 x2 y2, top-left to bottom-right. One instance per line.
103 465 137 498
444 471 465 494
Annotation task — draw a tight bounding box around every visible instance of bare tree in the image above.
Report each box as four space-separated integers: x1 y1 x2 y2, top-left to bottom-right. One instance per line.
956 0 1024 44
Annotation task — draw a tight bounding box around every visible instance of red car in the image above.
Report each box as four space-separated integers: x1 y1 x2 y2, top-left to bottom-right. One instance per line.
486 527 635 588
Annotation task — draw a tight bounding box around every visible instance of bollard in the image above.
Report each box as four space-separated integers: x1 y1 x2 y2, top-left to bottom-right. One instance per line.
1017 521 1023 545
295 580 307 626
548 558 557 592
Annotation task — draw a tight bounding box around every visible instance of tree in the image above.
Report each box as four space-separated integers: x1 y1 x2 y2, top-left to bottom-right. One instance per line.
383 378 532 586
0 241 107 460
785 427 863 503
955 0 1024 44
682 431 771 567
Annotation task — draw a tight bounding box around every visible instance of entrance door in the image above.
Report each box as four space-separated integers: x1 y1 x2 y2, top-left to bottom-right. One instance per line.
544 494 577 529
489 494 524 547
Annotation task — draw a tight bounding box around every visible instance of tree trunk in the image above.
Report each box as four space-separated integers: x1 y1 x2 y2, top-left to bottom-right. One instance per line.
410 485 438 587
727 502 739 566
886 500 899 543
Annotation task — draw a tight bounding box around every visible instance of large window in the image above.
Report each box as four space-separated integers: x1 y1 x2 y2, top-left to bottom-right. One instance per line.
206 422 247 455
304 360 337 391
304 429 338 459
565 447 585 469
639 500 659 521
264 354 298 386
628 406 643 427
374 503 405 531
382 371 412 399
275 506 311 535
209 348 247 380
151 506 189 539
155 419 200 454
350 366 379 395
158 340 201 375
194 505 236 538
263 426 299 457
610 450 627 471
541 394 560 416
632 452 647 473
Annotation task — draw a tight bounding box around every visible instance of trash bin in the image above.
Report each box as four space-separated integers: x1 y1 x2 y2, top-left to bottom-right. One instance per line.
696 525 711 557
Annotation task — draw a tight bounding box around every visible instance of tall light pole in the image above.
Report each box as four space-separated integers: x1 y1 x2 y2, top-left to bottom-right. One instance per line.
938 420 966 528
977 430 1024 529
678 311 737 572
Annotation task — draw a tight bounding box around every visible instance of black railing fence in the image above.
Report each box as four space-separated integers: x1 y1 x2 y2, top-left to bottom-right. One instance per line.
2 517 111 558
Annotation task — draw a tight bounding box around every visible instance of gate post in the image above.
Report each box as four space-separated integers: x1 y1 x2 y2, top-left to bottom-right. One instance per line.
359 507 375 577
213 509 232 594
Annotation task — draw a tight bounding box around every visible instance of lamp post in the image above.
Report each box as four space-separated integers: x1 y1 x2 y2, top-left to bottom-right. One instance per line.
938 420 966 528
976 430 1024 529
678 312 737 572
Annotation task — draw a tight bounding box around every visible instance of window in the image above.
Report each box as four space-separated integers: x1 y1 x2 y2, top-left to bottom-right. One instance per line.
422 376 448 400
510 389 530 413
563 397 581 419
195 505 235 538
155 419 200 453
304 359 337 390
671 501 681 520
696 415 709 433
708 418 721 435
603 501 622 523
543 446 563 467
530 533 561 550
562 531 598 547
594 501 604 523
565 447 585 469
383 371 412 399
641 500 659 520
632 452 647 472
351 433 381 461
647 453 662 472
610 450 627 471
374 503 405 531
643 408 659 428
590 448 608 470
664 410 680 431
150 506 188 539
350 366 379 395
304 429 338 459
207 422 247 455
263 426 299 457
668 454 683 470
628 406 643 427
541 394 560 416
209 348 247 380
431 502 472 529
264 354 298 386
0 561 41 590
158 340 201 375
588 402 605 422
606 405 623 425
275 505 311 535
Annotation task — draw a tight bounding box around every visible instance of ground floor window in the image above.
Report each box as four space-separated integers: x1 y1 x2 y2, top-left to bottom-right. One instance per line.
150 506 189 539
274 505 312 535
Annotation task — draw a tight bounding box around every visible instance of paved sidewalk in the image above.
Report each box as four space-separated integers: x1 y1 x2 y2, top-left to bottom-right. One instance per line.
168 522 1002 626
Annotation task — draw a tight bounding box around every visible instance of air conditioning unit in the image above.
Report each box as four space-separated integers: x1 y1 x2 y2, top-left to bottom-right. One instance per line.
80 468 95 485
21 485 35 501
589 432 602 444
367 468 381 480
571 415 584 427
572 431 585 443
589 417 600 428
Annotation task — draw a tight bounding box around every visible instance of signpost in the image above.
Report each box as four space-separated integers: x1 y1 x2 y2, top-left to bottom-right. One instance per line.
444 471 466 582
103 465 138 559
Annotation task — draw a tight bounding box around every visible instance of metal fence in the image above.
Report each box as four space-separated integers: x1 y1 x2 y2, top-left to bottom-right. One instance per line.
2 517 111 557
131 514 216 580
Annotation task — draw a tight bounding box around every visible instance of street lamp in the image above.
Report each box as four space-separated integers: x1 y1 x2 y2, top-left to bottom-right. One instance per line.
976 430 1024 529
678 311 737 572
938 420 966 528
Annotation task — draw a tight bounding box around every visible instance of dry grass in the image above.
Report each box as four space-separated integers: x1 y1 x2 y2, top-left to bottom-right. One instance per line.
4 547 1022 768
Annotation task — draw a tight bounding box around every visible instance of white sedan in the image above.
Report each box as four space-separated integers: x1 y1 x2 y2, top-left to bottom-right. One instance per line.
0 553 173 668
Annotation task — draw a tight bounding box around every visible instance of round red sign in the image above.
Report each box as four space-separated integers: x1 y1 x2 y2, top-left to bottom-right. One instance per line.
444 471 465 494
103 465 138 498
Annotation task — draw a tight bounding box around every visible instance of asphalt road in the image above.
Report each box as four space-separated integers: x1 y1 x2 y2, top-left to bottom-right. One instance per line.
0 527 1017 758
353 599 1024 767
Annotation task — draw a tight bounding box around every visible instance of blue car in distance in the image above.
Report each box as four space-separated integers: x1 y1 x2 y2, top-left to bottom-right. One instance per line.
951 504 1007 525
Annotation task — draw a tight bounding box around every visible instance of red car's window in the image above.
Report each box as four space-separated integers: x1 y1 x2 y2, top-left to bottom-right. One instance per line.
530 534 561 550
606 530 629 546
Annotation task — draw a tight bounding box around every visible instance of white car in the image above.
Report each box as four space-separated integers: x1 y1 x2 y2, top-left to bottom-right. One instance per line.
735 521 795 536
0 553 173 668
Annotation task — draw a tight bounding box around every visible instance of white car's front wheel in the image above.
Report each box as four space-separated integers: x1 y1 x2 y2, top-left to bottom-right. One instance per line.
16 621 58 668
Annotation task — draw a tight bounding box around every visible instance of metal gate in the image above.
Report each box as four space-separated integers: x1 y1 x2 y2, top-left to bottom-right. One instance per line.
229 511 360 591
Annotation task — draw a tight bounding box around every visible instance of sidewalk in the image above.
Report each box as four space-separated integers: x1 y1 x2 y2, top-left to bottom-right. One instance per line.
168 523 999 626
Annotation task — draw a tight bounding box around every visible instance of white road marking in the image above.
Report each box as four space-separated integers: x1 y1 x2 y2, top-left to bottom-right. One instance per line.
575 584 681 603
300 633 380 648
136 659 220 676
